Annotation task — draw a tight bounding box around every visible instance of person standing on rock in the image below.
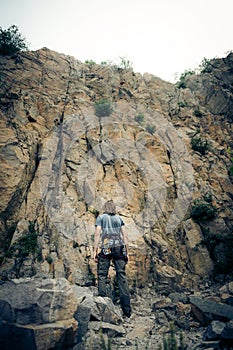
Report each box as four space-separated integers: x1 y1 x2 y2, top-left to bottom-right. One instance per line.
94 200 131 318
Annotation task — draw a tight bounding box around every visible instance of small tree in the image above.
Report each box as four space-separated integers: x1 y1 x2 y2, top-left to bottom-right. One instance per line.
94 99 113 117
0 25 28 56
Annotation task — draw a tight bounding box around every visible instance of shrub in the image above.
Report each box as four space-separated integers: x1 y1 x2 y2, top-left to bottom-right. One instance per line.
203 192 213 203
202 229 233 274
0 25 28 56
118 56 133 70
191 198 217 221
45 255 53 264
199 57 212 74
134 113 144 125
94 99 113 117
145 124 156 135
5 221 39 258
101 60 113 66
178 101 186 108
19 230 38 256
191 135 209 155
194 109 203 117
229 161 233 176
85 59 96 65
176 70 195 89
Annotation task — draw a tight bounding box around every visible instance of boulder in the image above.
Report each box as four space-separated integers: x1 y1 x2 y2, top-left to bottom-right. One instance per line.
89 321 125 337
0 278 79 324
0 278 79 349
189 295 233 325
74 301 92 344
73 286 122 345
0 319 78 350
91 296 122 325
168 292 189 304
152 297 173 311
221 319 233 341
203 319 233 348
203 320 226 340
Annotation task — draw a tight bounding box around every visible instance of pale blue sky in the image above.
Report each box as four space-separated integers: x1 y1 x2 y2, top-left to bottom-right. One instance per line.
1 0 232 81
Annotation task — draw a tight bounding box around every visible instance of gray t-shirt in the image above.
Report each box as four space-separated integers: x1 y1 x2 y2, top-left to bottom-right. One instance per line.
95 213 124 237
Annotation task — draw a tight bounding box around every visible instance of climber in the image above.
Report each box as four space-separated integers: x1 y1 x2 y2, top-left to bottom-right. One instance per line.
94 199 131 318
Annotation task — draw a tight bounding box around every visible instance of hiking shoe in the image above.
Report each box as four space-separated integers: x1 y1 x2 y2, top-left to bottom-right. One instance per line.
123 311 131 318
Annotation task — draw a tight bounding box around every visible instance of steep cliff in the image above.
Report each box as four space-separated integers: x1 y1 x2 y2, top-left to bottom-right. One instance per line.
0 48 232 291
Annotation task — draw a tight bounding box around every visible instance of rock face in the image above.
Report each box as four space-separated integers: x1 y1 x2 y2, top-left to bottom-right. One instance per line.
0 48 233 285
0 48 232 348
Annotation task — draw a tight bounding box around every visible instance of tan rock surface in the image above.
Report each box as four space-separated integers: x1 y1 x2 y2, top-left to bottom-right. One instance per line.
0 48 232 293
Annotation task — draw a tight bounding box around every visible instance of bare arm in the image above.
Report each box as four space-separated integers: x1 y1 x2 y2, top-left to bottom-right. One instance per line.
94 225 101 262
121 225 129 255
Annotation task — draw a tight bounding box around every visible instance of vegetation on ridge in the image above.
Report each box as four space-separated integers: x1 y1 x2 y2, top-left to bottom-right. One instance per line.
0 25 28 56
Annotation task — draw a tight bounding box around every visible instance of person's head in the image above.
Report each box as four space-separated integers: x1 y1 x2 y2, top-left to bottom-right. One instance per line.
103 200 116 215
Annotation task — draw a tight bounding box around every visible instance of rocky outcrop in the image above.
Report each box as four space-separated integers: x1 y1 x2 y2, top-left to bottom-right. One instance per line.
0 278 124 349
185 53 233 119
0 48 233 349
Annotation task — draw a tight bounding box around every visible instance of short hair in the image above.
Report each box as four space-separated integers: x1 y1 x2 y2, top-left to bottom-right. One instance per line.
103 200 116 215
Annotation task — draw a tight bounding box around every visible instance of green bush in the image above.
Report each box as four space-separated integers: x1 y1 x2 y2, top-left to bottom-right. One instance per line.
134 113 144 125
101 60 114 66
178 101 186 108
191 198 217 221
45 255 53 264
199 57 212 74
191 135 209 155
94 99 113 117
145 124 156 135
194 109 203 117
85 59 96 65
0 25 28 56
176 70 195 89
5 221 39 258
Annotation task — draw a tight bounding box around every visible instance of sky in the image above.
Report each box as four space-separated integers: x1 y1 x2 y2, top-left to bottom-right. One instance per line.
1 0 232 82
